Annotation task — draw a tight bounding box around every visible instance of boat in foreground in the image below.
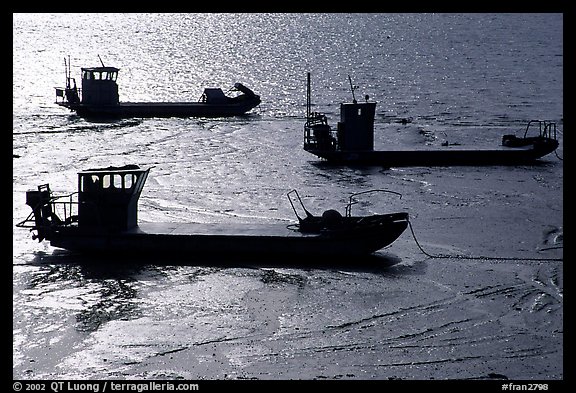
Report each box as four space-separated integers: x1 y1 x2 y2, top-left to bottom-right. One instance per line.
16 165 409 259
55 58 261 119
303 73 559 167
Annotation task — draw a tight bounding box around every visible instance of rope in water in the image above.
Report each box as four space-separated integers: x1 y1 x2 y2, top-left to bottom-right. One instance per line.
554 149 563 161
407 219 563 262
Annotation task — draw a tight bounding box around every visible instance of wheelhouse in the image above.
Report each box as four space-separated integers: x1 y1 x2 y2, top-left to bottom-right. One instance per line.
77 165 149 230
80 66 120 106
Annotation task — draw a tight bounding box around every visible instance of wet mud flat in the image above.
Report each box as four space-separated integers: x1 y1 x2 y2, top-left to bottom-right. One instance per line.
105 260 561 381
13 254 562 380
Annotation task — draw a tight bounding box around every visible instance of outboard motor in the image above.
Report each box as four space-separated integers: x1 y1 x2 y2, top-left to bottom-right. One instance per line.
24 184 54 242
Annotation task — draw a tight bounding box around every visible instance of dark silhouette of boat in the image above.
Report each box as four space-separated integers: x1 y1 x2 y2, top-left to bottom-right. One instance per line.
303 73 559 167
54 57 261 119
16 165 409 258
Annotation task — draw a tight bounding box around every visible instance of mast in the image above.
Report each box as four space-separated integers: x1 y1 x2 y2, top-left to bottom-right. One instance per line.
64 56 69 89
306 72 311 119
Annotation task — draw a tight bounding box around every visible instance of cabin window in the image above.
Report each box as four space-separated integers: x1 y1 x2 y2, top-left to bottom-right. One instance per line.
124 174 134 189
358 108 362 116
113 174 123 189
81 175 101 192
102 174 111 189
100 71 115 81
80 172 136 192
103 71 117 81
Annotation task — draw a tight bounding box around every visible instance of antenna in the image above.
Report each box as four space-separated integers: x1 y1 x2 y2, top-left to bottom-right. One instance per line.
348 75 357 104
98 54 105 67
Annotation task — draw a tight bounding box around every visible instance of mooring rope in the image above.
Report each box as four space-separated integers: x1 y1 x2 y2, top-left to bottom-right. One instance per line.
554 149 563 161
407 219 563 262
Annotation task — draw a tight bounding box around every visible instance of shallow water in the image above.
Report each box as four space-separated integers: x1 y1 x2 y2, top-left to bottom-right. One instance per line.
13 13 563 380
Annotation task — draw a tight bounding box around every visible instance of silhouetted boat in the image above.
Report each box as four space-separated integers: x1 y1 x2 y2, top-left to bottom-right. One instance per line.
17 165 409 258
303 73 559 167
54 57 261 119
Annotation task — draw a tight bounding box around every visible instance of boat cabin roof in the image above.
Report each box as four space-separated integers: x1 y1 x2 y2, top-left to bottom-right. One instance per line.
77 165 148 194
81 66 120 73
78 164 144 175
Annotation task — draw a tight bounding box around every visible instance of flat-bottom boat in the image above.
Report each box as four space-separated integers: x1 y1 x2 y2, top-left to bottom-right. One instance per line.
17 165 409 258
303 73 560 167
55 59 261 119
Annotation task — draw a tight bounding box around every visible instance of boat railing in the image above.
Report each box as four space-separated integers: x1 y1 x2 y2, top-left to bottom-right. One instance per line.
55 86 82 105
523 120 557 140
345 189 403 217
288 188 404 221
17 189 79 230
287 189 314 222
304 112 338 151
49 192 80 226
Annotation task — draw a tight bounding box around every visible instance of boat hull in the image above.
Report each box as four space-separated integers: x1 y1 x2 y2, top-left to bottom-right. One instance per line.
305 141 559 167
58 99 260 119
47 217 409 258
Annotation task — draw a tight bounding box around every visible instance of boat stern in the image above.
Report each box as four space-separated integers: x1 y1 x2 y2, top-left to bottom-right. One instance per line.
17 184 74 242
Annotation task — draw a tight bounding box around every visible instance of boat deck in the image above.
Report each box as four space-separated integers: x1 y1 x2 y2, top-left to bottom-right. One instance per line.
134 222 313 238
119 102 216 107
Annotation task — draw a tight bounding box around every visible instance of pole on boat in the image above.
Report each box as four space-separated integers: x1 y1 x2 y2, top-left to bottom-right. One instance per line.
348 75 357 104
64 56 72 89
306 72 311 120
98 54 105 67
64 57 68 89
